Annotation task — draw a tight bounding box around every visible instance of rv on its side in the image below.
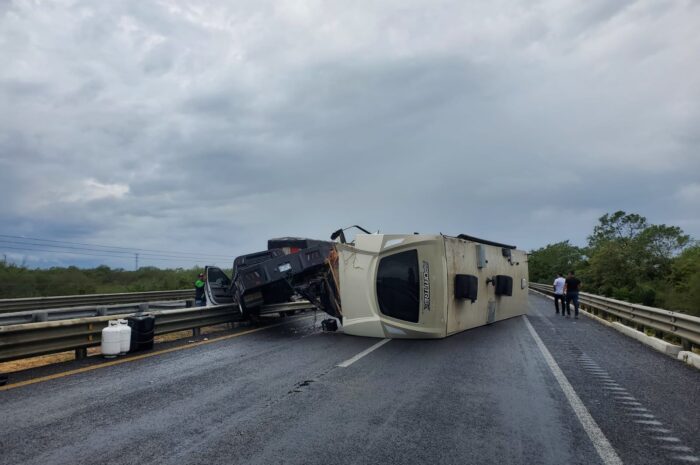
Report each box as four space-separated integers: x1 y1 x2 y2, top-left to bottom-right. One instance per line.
335 233 528 339
204 231 529 339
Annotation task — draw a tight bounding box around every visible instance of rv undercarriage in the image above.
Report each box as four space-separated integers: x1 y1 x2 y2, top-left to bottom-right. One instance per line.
204 238 340 319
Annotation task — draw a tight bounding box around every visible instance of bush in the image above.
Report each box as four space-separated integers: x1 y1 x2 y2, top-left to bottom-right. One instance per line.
0 260 214 298
629 285 656 306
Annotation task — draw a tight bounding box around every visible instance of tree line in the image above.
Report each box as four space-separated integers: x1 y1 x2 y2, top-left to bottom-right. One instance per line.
0 262 214 298
528 211 699 316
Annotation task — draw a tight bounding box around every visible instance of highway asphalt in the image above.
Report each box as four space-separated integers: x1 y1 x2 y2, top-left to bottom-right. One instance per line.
0 294 698 465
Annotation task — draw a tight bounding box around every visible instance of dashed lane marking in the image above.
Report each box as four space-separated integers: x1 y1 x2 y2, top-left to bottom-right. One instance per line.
337 338 391 368
647 428 673 434
672 456 700 463
664 446 693 452
527 298 700 464
523 316 623 465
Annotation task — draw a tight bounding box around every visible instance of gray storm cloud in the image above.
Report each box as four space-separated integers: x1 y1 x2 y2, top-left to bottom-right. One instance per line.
1 0 698 268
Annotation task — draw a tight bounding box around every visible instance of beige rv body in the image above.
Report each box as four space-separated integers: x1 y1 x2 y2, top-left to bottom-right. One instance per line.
337 234 528 339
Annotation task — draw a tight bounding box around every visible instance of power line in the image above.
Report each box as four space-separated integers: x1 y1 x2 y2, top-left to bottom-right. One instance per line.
0 239 176 259
0 239 232 261
0 234 233 260
0 238 234 261
0 245 229 265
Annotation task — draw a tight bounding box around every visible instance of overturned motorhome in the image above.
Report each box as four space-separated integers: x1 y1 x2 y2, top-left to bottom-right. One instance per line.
205 231 528 339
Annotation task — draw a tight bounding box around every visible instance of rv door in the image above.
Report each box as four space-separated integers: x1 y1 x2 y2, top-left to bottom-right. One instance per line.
204 266 234 305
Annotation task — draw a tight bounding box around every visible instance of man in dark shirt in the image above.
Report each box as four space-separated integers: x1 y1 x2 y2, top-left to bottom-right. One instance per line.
564 271 582 319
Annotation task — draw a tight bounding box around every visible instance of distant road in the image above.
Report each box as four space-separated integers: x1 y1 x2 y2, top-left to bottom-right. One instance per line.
1 294 698 465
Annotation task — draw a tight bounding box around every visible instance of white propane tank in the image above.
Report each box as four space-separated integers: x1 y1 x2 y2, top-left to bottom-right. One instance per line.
101 321 121 358
117 319 132 355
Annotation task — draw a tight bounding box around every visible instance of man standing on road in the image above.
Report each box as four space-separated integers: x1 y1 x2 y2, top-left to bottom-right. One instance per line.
195 273 206 307
564 271 582 319
553 273 566 315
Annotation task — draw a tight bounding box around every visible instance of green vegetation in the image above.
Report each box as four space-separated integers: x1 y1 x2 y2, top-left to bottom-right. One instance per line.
0 262 209 298
529 211 699 316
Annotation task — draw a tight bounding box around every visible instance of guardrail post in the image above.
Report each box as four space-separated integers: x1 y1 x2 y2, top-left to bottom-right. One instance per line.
186 299 195 308
138 303 149 314
681 338 692 351
96 306 108 316
75 348 87 360
34 312 48 322
193 327 201 337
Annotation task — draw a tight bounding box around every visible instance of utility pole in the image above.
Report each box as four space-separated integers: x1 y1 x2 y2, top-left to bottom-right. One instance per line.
135 253 139 270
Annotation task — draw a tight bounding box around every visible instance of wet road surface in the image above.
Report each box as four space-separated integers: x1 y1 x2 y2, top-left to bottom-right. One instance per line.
1 295 698 465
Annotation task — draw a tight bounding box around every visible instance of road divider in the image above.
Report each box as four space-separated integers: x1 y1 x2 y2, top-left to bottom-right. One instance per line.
610 322 681 357
677 351 700 369
0 314 315 391
0 301 316 364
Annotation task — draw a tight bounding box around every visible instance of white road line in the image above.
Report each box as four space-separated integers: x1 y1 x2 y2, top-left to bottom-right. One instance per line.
523 316 623 465
654 437 682 442
337 338 391 368
672 456 700 463
647 428 673 433
663 446 693 452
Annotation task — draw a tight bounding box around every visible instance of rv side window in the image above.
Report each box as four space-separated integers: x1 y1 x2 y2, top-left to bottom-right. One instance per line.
376 249 420 323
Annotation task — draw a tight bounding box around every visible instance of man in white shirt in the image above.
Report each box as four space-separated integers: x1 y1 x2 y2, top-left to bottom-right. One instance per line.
553 273 566 315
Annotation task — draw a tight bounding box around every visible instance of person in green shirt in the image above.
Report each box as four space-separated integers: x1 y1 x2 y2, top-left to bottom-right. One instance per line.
194 273 206 307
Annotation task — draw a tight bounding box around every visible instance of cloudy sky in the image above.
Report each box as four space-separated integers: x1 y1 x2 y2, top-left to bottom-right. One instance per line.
1 0 699 269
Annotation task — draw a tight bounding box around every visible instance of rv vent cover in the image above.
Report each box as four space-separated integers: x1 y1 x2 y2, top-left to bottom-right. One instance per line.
455 274 478 302
495 275 513 296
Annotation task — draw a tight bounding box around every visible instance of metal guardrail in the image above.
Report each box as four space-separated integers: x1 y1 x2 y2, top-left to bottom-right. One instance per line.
0 300 317 364
529 282 700 349
0 290 195 314
0 300 191 326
